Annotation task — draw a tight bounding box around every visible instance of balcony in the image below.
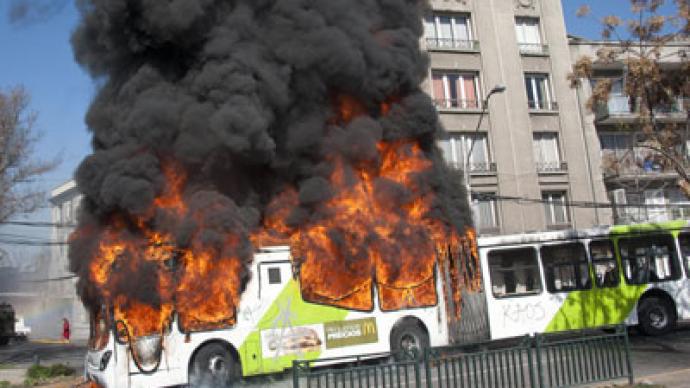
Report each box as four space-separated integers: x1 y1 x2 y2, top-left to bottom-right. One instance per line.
536 161 568 174
528 100 559 113
426 38 480 52
601 150 689 181
519 43 549 56
447 161 497 174
434 98 482 112
596 95 689 122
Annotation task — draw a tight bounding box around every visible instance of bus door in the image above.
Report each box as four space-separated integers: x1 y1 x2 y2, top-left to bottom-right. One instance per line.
483 246 547 339
677 233 690 319
254 261 298 373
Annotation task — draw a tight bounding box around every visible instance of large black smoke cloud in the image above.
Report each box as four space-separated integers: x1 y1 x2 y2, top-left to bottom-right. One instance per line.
69 0 471 313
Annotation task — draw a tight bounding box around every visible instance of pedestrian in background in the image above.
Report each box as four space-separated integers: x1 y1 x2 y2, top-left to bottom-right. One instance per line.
62 318 70 343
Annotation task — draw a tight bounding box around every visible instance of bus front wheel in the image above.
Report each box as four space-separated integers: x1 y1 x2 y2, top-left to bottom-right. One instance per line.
189 342 239 388
638 296 676 336
390 321 429 361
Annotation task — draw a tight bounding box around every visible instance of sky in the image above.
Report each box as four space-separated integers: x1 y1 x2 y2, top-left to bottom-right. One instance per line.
0 0 683 265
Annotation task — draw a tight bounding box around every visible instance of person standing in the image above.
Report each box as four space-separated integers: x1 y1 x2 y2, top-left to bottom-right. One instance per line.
62 318 70 343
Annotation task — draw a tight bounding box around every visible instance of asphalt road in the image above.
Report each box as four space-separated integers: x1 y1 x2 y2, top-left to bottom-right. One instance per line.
1 325 690 387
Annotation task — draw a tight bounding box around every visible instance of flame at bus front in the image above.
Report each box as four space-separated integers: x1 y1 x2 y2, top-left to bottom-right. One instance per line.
81 164 249 337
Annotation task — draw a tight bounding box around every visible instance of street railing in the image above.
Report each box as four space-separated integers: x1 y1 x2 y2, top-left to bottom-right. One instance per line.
292 326 633 388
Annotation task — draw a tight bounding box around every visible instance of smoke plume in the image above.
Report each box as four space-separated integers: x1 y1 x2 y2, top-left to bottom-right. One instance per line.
7 0 69 26
70 0 471 329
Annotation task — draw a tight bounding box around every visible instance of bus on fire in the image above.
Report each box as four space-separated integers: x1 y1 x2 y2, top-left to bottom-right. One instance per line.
85 233 485 388
85 220 690 387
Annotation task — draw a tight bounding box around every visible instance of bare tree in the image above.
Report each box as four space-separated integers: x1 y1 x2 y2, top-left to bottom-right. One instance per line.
0 86 57 222
569 0 690 196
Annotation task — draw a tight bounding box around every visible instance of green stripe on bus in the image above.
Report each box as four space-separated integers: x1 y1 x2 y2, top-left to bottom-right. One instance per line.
545 284 647 332
238 279 349 375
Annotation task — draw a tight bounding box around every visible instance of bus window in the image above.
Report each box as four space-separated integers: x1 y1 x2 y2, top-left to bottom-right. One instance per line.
540 243 591 293
268 267 282 284
679 233 690 277
488 248 542 298
619 235 681 285
589 240 619 288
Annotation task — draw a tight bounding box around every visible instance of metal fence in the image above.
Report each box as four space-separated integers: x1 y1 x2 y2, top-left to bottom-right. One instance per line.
292 327 633 388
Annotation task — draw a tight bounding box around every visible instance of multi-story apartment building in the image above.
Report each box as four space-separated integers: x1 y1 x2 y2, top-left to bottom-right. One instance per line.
48 180 89 340
570 38 690 224
423 0 609 235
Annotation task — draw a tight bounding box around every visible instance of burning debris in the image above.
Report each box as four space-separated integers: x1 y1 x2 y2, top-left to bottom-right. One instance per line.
70 0 477 338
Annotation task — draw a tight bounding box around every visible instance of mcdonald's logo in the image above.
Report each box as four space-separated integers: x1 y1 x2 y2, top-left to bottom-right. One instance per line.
324 318 378 349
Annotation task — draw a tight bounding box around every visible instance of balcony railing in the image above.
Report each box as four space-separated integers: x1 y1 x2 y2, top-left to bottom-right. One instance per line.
601 151 690 178
528 100 559 112
426 37 480 51
434 98 481 110
518 43 549 56
614 203 690 225
537 161 568 173
448 161 497 174
596 95 689 120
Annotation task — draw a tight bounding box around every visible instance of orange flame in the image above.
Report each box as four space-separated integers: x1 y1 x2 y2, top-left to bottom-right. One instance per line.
83 94 481 342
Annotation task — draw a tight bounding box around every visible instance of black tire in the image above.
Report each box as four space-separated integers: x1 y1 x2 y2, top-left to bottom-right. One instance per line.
189 343 239 388
638 296 676 336
0 336 9 346
390 321 429 361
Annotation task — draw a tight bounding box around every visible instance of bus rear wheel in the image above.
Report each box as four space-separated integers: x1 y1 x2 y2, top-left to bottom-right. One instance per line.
638 296 676 336
390 321 429 361
189 342 239 388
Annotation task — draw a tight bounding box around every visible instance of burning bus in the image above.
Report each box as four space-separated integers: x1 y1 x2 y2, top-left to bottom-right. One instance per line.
69 0 483 387
85 236 483 387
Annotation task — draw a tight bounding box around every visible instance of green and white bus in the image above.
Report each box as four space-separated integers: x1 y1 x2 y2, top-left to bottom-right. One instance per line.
480 220 690 340
85 220 690 387
84 243 485 388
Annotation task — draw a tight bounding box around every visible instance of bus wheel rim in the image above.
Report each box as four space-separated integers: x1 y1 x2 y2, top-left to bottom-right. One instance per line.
401 334 418 352
649 308 668 329
208 355 227 376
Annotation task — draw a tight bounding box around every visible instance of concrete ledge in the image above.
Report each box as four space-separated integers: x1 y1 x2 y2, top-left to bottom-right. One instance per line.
0 368 26 385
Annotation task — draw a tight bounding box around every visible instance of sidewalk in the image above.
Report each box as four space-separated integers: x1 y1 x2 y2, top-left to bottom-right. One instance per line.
636 367 690 387
592 367 690 387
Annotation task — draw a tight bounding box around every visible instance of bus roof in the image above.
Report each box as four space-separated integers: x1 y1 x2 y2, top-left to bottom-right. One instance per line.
477 220 690 248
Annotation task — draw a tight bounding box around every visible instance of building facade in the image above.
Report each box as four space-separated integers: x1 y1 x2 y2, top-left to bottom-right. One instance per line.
570 39 690 224
49 180 89 340
424 0 610 235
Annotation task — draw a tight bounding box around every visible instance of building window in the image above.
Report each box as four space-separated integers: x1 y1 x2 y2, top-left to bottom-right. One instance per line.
438 133 491 172
488 248 542 298
590 240 620 288
542 191 570 227
515 17 545 54
525 74 555 111
63 202 72 224
540 243 592 293
532 132 562 172
424 13 475 50
432 71 481 110
471 193 499 232
619 235 682 284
